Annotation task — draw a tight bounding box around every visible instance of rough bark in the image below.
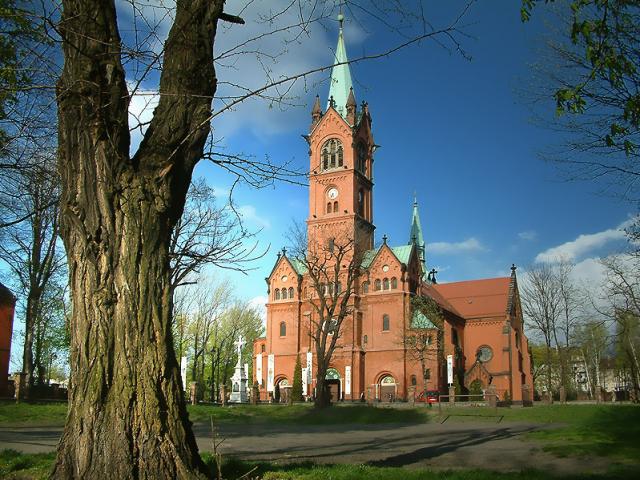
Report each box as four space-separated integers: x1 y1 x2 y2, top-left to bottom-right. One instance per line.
52 0 223 478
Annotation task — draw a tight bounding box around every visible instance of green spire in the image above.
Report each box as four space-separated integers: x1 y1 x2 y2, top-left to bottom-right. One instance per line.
327 13 353 118
409 197 427 278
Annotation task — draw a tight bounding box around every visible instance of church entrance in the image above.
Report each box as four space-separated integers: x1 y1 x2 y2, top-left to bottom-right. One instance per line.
379 375 396 402
325 368 341 403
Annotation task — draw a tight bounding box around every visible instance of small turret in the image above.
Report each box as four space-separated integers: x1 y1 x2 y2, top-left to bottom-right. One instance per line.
346 87 356 125
311 95 322 128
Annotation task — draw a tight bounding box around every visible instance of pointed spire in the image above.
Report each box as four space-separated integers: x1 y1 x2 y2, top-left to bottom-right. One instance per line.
346 87 356 125
327 11 353 118
311 94 322 127
409 198 427 277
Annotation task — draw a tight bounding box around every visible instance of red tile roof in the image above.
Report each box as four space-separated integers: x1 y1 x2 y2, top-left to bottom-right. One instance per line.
432 277 511 319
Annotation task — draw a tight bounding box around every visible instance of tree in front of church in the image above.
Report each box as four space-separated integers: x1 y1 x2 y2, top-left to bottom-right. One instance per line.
405 295 445 396
290 223 361 408
292 355 303 402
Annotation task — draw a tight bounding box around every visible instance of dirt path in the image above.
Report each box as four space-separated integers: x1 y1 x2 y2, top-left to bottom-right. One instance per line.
0 419 611 475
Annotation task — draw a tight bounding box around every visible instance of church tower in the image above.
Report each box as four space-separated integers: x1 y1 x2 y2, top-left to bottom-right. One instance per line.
306 14 376 254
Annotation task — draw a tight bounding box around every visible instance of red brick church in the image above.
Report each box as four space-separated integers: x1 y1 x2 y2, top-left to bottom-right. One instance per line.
253 18 533 404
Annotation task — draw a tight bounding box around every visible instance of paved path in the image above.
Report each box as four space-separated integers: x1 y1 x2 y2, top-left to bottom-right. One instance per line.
0 419 610 475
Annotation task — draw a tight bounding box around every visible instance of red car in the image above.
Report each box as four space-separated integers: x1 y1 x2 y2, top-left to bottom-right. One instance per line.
416 390 440 404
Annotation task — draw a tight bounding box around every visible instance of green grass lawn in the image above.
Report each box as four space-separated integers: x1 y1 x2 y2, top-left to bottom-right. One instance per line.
432 404 640 465
188 403 431 425
0 401 68 426
1 451 636 480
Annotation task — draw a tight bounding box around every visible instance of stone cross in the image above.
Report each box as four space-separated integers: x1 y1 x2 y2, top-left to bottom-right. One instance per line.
235 336 246 366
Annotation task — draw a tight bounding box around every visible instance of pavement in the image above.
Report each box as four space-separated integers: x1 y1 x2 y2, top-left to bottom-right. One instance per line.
0 418 611 475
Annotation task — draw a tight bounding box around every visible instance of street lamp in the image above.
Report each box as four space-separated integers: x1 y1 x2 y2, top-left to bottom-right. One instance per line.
210 346 216 403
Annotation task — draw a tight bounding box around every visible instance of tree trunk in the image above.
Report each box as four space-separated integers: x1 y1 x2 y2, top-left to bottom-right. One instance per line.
52 180 206 478
21 290 37 391
314 358 330 408
52 0 223 477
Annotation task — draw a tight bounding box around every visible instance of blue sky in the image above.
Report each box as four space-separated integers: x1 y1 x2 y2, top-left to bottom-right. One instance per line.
178 1 633 310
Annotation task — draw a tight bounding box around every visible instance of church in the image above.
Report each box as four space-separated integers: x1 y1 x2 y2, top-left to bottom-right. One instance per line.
252 17 534 404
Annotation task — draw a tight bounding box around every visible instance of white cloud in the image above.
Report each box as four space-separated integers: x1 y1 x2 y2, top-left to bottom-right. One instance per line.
428 237 486 254
119 1 369 146
236 204 271 229
249 295 268 328
518 230 537 241
534 219 633 264
128 87 159 154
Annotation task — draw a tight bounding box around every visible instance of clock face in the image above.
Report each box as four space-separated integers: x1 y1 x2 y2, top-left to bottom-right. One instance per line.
327 188 339 200
477 346 493 363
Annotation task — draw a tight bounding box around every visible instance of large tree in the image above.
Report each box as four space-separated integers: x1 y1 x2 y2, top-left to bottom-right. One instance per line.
50 1 471 477
52 2 232 477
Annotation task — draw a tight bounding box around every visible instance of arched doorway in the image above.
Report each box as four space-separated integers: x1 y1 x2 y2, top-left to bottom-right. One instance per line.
275 377 289 403
379 375 396 402
325 368 341 403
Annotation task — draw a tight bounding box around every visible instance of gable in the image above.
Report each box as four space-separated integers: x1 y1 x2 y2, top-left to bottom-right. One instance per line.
267 255 302 290
309 107 352 149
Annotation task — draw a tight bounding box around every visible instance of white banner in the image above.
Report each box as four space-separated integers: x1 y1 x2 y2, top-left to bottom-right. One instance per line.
306 351 313 384
302 367 308 395
180 356 187 391
447 354 454 385
256 353 263 385
267 354 275 392
345 366 351 395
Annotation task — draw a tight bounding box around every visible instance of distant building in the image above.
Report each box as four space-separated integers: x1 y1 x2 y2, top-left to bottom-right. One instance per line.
253 18 534 404
0 282 16 397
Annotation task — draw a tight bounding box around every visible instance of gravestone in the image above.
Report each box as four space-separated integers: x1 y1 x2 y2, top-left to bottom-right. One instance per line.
485 385 497 408
407 386 416 406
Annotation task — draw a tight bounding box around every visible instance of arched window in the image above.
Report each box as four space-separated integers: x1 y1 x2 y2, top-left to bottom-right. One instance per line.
382 314 390 331
275 288 280 300
411 375 417 386
321 139 343 170
391 277 398 289
362 281 369 294
333 201 338 212
374 279 381 291
279 321 286 337
358 189 364 216
383 278 390 290
327 202 332 213
288 287 294 299
281 288 287 300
